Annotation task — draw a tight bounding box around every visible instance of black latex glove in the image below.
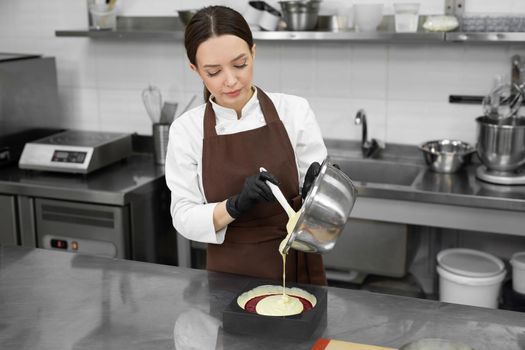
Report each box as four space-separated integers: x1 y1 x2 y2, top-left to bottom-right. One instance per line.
226 171 279 218
301 162 321 199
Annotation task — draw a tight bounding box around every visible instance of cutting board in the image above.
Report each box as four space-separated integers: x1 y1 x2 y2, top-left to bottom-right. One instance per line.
312 338 395 350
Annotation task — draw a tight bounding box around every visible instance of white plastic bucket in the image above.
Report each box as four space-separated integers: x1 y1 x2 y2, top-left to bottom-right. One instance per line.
510 251 525 294
437 248 506 309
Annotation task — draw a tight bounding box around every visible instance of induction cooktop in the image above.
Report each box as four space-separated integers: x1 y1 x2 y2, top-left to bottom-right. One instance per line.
19 130 132 174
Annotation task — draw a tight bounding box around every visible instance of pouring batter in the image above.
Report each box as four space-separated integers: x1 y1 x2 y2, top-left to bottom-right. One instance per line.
165 6 327 285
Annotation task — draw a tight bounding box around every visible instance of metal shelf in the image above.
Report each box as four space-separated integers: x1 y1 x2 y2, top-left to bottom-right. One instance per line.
446 32 525 42
55 29 184 40
54 17 525 43
55 29 446 42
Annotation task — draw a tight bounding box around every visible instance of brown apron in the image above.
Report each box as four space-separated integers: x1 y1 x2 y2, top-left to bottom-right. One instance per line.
201 88 326 285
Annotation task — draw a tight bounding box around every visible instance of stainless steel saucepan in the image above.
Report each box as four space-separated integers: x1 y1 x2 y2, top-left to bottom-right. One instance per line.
281 157 357 254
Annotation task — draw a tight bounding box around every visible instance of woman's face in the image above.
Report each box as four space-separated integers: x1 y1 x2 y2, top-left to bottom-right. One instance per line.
191 34 256 113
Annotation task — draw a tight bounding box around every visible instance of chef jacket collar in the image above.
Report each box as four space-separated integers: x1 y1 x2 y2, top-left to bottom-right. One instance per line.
209 87 260 121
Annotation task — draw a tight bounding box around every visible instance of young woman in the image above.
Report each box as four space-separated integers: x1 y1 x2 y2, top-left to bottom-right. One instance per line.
165 6 327 285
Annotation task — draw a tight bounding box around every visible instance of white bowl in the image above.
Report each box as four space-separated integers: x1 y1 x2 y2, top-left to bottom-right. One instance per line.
354 3 383 31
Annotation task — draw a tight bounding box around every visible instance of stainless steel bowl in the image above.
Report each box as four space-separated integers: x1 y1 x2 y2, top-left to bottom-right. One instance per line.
177 10 198 26
419 139 475 173
279 0 321 31
282 158 357 254
476 116 525 172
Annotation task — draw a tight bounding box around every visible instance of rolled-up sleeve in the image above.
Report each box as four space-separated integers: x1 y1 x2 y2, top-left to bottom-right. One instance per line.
165 117 226 244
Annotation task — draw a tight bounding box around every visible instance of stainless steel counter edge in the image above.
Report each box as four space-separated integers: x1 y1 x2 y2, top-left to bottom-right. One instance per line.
326 139 525 212
0 153 166 206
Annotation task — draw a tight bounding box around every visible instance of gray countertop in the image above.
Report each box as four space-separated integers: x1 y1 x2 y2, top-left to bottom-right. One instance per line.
0 153 165 205
1 246 524 350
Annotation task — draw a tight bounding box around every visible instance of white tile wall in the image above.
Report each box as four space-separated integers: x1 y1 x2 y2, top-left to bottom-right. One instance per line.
1 0 524 146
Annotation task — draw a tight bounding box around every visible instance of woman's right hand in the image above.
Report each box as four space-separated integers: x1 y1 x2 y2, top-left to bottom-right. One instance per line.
226 171 279 218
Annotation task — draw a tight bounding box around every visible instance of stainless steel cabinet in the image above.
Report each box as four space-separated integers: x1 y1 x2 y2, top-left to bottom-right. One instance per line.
35 198 128 258
0 194 18 245
323 218 417 278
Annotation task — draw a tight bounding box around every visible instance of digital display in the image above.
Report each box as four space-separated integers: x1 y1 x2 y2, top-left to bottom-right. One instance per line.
51 150 87 164
50 239 68 250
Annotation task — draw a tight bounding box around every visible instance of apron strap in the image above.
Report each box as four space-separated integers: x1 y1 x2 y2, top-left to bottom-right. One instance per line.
203 101 217 139
255 87 280 124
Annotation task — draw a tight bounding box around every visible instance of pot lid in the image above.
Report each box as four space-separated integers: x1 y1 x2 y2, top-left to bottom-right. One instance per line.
437 248 505 278
511 251 525 269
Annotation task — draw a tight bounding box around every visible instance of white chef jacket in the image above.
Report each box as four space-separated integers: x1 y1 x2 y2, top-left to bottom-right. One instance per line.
165 88 327 245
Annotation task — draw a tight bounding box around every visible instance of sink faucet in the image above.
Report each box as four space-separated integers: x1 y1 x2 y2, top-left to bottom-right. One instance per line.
354 109 384 158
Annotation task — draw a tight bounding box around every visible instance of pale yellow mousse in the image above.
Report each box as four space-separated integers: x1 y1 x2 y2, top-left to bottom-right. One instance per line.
256 294 303 316
237 285 316 317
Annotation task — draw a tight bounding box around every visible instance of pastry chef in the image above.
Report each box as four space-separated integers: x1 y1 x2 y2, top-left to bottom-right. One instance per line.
165 5 327 285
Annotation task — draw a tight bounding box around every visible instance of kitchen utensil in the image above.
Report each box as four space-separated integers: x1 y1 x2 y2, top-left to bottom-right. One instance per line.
279 0 321 31
419 139 475 173
159 102 178 124
153 123 170 165
482 82 523 121
177 9 198 26
259 167 300 238
315 15 348 31
244 1 282 31
399 338 473 350
476 116 525 172
280 158 357 254
222 280 327 340
142 85 162 124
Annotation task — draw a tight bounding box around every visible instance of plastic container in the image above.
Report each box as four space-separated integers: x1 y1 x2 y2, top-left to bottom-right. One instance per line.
510 251 525 294
354 3 383 32
88 0 117 30
436 248 506 309
394 3 420 33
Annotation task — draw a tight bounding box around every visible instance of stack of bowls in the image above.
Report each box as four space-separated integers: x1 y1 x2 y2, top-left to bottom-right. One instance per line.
279 0 321 31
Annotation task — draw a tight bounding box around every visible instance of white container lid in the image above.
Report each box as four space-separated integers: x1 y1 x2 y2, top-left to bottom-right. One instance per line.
510 251 525 269
437 248 505 278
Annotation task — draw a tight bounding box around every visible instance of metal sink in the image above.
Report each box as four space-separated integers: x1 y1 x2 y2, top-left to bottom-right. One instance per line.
332 158 422 186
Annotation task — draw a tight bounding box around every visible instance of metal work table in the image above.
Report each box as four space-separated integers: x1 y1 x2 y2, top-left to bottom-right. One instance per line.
0 246 523 350
0 153 165 206
326 139 525 211
324 140 525 238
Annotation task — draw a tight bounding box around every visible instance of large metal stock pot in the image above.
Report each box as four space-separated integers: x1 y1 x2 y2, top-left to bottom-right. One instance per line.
282 158 357 254
476 116 525 172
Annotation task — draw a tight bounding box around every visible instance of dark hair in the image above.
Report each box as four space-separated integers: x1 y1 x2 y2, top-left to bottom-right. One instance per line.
184 6 254 101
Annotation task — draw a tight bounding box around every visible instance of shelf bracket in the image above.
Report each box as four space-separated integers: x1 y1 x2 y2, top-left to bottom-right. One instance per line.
445 0 465 17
